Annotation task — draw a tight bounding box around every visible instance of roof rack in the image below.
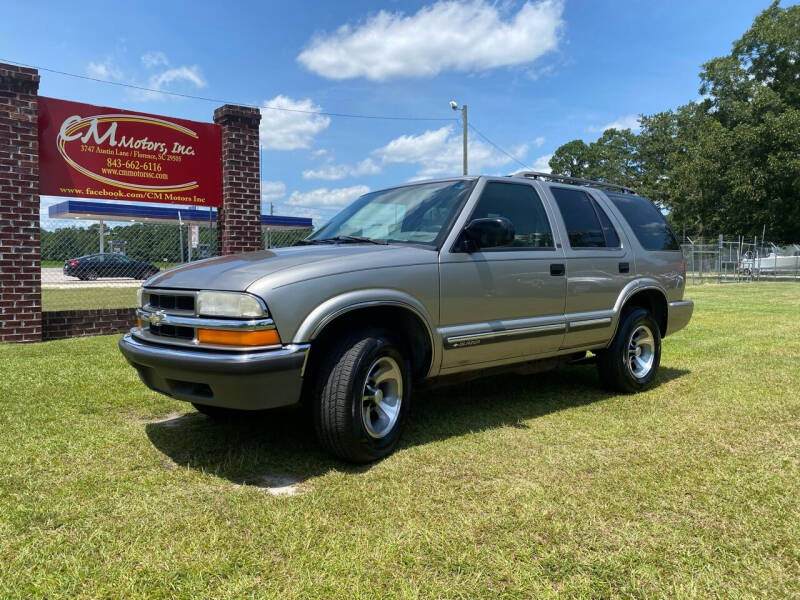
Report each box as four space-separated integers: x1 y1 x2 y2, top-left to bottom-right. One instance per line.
509 171 637 195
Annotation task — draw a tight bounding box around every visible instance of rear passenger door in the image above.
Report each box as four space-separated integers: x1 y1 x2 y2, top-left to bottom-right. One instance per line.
546 186 633 349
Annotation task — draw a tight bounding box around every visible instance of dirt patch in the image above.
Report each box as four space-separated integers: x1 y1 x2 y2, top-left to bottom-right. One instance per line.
143 412 192 428
236 474 307 497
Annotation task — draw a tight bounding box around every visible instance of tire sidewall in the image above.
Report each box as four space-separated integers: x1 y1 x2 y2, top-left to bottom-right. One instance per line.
616 308 661 390
346 336 411 458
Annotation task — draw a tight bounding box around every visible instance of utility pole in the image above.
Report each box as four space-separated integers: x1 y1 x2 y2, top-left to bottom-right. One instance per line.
461 104 468 176
450 101 468 175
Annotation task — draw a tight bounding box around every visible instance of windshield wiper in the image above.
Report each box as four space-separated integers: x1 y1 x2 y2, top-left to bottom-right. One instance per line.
307 235 388 245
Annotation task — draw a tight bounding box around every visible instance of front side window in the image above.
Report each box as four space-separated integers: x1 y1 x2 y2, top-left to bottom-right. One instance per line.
606 193 680 251
469 182 554 249
551 187 620 249
307 180 475 246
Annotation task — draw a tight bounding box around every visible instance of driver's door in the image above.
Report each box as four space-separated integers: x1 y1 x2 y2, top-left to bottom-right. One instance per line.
438 180 567 372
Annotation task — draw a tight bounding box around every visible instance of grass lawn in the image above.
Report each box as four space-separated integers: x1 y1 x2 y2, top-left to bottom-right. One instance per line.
42 287 137 311
1 283 798 598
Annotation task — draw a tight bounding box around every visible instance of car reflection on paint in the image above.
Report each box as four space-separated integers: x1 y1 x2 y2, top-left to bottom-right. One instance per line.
63 253 160 281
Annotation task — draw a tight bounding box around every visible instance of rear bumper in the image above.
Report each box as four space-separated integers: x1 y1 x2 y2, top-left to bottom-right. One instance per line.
118 333 308 410
666 300 694 336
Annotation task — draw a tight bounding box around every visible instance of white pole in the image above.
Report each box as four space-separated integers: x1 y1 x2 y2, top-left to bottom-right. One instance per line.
461 105 468 176
99 219 104 253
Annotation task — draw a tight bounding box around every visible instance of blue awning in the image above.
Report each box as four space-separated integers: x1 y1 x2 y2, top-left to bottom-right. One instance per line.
47 199 313 229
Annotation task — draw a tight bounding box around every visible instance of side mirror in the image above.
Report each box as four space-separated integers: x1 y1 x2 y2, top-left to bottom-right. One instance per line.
461 217 515 252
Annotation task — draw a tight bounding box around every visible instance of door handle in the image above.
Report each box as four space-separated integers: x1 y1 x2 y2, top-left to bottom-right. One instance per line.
619 262 630 274
550 263 565 276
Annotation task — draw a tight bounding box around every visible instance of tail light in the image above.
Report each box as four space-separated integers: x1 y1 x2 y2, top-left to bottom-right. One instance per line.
680 260 686 278
69 260 79 267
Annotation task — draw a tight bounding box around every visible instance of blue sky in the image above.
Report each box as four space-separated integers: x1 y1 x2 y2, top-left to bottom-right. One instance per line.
1 0 785 225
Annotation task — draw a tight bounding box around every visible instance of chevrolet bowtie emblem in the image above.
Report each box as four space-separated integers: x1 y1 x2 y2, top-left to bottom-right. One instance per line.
149 310 166 326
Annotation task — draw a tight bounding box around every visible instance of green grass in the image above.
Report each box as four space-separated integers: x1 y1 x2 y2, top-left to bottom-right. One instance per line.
42 287 137 311
1 284 798 598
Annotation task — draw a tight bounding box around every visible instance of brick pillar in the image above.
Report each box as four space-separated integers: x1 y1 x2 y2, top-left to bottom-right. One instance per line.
0 63 41 342
213 104 262 255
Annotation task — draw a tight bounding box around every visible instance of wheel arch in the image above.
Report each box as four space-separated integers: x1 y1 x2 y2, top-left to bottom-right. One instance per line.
613 281 669 339
295 292 439 381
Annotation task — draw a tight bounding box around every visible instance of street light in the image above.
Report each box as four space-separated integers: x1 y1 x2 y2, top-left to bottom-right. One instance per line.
450 100 467 176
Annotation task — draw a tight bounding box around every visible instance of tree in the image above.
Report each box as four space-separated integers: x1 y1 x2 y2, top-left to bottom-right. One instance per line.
548 2 800 241
548 139 592 177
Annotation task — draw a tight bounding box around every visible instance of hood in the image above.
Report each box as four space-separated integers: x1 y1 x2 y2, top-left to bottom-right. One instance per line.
144 244 436 291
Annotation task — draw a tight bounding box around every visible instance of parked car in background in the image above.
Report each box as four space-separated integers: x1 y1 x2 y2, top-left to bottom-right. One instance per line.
120 173 693 463
64 253 160 280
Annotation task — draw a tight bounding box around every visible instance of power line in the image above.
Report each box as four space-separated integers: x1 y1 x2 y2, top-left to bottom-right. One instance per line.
0 58 457 122
468 122 531 170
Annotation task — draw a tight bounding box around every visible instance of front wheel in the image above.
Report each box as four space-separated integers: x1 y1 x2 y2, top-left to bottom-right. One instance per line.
596 307 661 393
313 331 411 463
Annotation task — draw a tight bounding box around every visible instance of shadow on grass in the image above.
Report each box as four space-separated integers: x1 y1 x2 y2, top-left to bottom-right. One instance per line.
145 365 689 488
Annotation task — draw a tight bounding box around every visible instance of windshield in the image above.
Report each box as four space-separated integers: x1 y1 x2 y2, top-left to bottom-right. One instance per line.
307 179 475 246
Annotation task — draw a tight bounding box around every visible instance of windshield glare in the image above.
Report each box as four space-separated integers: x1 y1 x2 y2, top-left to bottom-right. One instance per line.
307 180 474 246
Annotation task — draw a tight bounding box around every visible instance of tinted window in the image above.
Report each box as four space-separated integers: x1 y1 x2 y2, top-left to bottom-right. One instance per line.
551 187 608 248
607 193 680 251
470 182 554 248
595 201 621 248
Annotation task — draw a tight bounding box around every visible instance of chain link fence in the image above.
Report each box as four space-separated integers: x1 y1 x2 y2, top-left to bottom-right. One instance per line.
41 206 312 312
681 236 800 284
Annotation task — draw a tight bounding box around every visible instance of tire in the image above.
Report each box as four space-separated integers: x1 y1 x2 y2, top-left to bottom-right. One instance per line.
596 307 661 393
313 330 411 463
85 270 98 281
192 403 243 420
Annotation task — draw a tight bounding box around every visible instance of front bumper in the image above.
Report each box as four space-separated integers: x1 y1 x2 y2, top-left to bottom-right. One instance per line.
119 333 308 410
666 300 694 336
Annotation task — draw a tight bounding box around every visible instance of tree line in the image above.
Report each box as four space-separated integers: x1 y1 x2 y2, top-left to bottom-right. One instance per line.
548 2 800 242
41 223 216 263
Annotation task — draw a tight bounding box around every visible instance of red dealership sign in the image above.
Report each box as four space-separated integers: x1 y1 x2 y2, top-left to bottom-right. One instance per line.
38 97 222 206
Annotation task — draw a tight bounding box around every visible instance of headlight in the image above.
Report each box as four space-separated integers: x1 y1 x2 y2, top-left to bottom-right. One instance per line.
137 287 145 308
196 291 267 318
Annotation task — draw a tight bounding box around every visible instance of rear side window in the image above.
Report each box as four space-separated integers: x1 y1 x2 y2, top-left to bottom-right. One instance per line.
551 187 620 248
607 193 680 251
470 182 554 248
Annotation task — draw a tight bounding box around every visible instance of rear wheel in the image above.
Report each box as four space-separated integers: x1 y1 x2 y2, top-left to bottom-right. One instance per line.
596 307 661 393
84 270 98 281
313 330 410 463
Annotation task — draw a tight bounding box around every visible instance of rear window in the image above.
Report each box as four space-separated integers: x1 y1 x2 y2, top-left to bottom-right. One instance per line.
606 193 680 251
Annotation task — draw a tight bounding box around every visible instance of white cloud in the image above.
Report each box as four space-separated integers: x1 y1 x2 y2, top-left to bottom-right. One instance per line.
148 65 206 90
261 180 286 201
532 154 552 173
86 58 122 81
286 185 370 210
588 114 641 133
302 158 381 180
141 51 169 69
260 95 331 151
373 125 528 179
297 0 564 81
533 136 546 148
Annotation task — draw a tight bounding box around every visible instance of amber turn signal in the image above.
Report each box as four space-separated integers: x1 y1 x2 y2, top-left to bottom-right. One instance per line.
136 317 143 329
197 328 281 347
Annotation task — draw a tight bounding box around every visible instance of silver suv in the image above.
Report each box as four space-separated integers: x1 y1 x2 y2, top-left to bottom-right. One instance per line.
120 173 693 462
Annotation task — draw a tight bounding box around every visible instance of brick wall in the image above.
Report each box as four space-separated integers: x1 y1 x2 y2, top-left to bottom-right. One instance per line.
213 105 262 255
42 308 137 341
0 63 41 342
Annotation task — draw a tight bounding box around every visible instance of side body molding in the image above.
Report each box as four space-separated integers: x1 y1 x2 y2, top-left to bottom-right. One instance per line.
292 289 441 378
